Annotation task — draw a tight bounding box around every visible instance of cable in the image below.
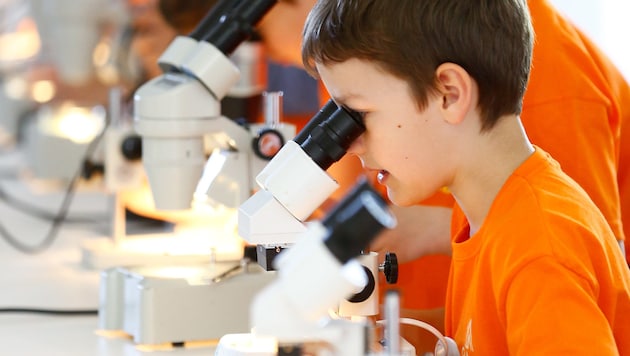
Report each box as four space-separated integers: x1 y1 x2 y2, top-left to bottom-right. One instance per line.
0 117 109 254
0 184 106 223
0 308 98 316
377 317 456 356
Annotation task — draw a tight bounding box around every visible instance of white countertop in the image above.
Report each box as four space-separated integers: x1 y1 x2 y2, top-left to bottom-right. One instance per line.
0 172 217 355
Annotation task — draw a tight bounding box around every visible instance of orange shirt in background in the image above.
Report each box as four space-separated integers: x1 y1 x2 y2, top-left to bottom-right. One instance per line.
446 148 630 354
525 0 629 248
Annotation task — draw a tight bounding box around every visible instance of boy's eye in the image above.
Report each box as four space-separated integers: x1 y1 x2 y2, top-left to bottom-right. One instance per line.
355 111 368 123
343 106 367 120
353 111 368 126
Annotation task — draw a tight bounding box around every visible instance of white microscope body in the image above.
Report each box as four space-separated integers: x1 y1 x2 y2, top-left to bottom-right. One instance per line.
219 180 449 356
220 176 460 355
238 100 366 268
247 180 396 356
134 0 290 212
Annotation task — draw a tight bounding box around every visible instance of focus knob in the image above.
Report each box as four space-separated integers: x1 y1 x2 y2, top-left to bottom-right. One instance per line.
380 252 399 284
121 135 142 161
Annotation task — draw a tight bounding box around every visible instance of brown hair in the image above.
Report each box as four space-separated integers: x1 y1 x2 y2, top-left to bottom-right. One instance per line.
302 0 533 131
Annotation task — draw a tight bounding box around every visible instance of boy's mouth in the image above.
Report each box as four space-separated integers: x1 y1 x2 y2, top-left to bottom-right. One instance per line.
376 170 389 184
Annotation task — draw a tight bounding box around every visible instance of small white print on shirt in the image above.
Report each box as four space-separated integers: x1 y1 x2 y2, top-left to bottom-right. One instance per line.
462 319 474 356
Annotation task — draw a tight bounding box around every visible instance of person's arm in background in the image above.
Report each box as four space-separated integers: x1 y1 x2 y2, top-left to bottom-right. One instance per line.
371 205 453 262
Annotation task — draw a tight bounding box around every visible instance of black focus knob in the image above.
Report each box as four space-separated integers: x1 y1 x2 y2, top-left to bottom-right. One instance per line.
121 135 142 161
381 252 399 284
252 128 285 160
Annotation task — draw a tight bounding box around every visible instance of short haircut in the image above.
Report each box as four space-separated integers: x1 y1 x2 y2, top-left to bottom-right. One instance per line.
302 0 534 131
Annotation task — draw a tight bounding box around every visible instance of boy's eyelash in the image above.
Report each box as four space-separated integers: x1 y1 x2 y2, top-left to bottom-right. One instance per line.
340 105 367 120
348 108 367 117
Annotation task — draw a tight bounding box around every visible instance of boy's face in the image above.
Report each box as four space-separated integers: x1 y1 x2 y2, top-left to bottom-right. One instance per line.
317 58 456 206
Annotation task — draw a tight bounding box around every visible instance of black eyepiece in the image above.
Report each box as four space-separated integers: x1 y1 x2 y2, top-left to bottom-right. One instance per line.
298 99 365 170
322 179 396 264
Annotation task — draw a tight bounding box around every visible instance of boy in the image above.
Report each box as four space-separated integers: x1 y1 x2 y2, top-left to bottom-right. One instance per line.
301 0 630 354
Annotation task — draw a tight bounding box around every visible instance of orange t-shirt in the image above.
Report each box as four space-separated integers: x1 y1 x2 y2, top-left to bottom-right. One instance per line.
445 148 630 354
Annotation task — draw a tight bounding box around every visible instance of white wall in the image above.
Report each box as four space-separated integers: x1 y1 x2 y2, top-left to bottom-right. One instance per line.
549 0 630 81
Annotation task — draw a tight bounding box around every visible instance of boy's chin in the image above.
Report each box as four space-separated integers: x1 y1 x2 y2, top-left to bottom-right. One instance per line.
387 185 434 207
386 190 416 207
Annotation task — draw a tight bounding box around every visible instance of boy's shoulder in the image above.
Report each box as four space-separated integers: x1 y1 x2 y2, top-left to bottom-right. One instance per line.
482 148 615 266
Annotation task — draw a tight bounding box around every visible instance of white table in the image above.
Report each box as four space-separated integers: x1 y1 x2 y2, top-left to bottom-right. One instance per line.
0 177 217 356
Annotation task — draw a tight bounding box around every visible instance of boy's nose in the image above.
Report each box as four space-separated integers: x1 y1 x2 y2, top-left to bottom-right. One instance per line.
347 135 365 156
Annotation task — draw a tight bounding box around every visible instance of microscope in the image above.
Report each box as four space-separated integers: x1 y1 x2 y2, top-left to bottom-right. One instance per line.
133 0 287 212
218 179 459 355
227 178 401 355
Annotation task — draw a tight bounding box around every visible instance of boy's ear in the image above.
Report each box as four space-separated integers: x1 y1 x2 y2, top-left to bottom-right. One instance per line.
435 63 473 125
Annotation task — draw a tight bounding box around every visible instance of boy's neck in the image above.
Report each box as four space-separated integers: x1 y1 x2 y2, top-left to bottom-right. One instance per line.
452 114 534 236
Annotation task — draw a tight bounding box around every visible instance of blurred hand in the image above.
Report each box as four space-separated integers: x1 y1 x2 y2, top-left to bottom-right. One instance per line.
257 0 317 67
370 204 452 264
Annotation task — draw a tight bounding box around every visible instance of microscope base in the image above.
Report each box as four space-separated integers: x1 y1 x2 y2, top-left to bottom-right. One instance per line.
215 331 416 355
98 262 276 346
